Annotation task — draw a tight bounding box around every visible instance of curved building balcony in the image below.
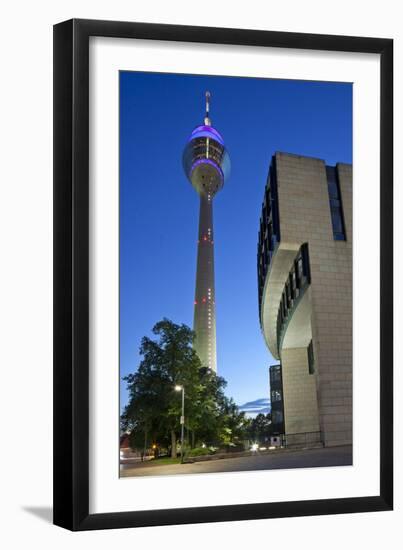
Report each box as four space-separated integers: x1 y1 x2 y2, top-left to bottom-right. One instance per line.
259 243 311 359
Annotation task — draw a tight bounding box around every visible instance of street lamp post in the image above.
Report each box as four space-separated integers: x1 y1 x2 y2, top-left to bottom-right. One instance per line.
175 385 185 463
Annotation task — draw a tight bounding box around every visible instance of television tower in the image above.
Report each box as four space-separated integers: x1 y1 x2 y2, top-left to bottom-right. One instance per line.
183 92 231 372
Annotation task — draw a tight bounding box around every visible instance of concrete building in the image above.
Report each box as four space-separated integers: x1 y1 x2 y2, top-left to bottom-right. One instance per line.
258 152 352 447
183 92 230 372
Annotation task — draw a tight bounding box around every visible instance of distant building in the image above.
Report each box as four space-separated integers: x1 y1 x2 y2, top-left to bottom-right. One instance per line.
269 364 285 435
258 152 352 447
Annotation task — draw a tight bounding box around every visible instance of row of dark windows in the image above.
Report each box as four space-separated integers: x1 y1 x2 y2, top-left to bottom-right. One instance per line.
276 243 311 351
326 166 346 241
257 156 281 319
189 137 225 166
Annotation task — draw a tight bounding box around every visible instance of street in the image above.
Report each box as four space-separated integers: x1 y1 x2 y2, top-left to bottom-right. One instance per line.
120 445 352 477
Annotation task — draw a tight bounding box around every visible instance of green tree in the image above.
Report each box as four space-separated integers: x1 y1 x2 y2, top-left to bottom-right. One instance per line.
219 397 249 445
246 413 272 444
121 318 251 457
122 319 202 457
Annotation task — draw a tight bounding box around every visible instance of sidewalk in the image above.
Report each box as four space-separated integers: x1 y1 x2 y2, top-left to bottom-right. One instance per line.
120 445 353 477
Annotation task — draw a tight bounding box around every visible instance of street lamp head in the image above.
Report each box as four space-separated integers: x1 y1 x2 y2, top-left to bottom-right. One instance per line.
174 385 183 391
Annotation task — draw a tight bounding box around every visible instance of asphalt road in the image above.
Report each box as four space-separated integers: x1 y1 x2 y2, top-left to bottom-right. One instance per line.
120 445 352 477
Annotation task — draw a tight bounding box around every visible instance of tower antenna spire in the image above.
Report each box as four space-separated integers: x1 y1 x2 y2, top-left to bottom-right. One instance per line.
204 91 211 126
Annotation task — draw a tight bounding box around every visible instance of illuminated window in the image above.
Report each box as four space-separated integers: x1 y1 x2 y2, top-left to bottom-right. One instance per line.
271 390 282 402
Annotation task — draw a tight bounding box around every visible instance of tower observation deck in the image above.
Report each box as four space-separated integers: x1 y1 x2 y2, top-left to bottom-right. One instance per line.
182 92 230 372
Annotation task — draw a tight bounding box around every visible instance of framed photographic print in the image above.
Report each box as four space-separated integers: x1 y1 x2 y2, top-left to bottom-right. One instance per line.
53 18 393 530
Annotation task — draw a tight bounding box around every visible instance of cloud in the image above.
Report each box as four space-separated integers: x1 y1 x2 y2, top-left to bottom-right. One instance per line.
238 397 271 417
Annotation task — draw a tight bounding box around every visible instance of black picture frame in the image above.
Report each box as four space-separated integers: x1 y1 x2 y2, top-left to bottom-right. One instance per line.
53 18 393 531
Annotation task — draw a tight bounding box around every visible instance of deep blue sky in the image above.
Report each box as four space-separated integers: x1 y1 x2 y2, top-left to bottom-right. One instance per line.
120 71 352 411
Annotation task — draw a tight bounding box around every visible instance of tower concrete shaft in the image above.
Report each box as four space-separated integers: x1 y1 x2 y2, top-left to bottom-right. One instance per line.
193 194 217 372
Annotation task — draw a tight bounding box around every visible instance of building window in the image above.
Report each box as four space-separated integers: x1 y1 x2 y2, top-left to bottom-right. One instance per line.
285 282 292 309
308 340 315 375
290 271 296 299
270 365 282 385
296 256 304 288
326 166 346 241
271 389 282 402
272 410 283 424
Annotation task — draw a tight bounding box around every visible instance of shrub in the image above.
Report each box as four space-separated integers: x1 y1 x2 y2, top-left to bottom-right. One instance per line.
224 443 245 453
187 446 214 457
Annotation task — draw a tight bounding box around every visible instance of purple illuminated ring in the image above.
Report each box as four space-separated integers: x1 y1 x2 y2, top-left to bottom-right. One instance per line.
190 158 224 183
188 125 225 146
